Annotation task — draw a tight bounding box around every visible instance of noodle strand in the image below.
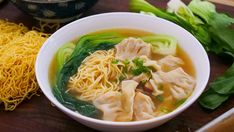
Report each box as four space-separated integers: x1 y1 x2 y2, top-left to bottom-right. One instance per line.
68 49 123 101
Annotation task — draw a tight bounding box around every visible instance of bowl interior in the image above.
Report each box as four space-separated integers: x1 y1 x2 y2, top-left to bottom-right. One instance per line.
36 12 210 126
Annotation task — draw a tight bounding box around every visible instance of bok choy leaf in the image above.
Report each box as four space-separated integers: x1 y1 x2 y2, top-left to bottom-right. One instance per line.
56 42 76 70
142 35 177 55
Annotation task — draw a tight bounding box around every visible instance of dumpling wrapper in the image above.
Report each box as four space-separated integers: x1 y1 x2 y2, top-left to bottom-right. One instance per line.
158 67 196 99
140 55 161 71
93 91 122 121
170 85 189 100
150 71 164 96
158 67 195 90
115 37 151 61
158 55 184 71
133 92 156 121
132 73 149 83
117 80 138 121
93 80 139 122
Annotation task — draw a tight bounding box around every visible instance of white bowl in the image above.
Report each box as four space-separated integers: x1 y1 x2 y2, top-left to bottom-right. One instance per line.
36 12 210 132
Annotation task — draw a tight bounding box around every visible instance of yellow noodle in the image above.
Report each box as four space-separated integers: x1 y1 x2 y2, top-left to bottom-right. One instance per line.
0 20 28 47
67 49 124 101
0 20 48 110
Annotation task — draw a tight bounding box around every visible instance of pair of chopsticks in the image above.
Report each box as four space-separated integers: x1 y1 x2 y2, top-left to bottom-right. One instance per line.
208 0 234 7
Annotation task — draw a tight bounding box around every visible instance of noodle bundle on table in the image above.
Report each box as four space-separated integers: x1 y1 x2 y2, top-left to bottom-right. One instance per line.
0 20 48 111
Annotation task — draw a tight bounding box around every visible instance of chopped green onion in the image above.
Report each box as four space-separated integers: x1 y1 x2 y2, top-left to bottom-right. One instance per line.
132 58 150 75
156 95 164 102
111 59 119 64
123 59 130 65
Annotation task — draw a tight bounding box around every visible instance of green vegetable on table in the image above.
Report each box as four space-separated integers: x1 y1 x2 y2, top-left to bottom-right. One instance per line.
129 0 234 109
199 63 234 109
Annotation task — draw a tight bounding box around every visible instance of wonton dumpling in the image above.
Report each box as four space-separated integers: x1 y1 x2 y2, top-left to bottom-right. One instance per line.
170 85 190 100
149 79 164 96
118 80 138 121
140 55 161 71
150 71 164 96
158 55 184 71
133 92 155 121
93 91 122 121
132 73 149 83
158 67 195 90
115 38 151 61
151 71 163 84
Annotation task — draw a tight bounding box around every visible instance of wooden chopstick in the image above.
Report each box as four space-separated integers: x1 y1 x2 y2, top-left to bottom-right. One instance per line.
208 0 234 7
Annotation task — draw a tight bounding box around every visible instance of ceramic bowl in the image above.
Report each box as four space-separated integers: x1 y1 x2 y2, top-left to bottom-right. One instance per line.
10 0 98 23
36 12 210 132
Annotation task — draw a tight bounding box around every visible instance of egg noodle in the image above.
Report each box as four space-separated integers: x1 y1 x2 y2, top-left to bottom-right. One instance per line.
0 20 28 47
0 20 48 111
67 49 124 101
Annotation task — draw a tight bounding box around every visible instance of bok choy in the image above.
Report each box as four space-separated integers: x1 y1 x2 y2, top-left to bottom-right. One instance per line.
142 35 177 55
129 0 234 109
56 42 76 70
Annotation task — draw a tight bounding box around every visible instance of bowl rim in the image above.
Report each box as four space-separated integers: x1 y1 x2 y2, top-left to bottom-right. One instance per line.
36 12 210 126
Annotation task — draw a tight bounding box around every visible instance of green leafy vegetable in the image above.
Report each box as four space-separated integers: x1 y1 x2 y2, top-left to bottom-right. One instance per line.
198 89 229 110
130 0 180 24
142 35 177 55
188 0 216 23
167 0 203 26
199 63 234 109
188 0 234 55
130 0 211 49
56 42 76 70
54 33 125 118
129 0 234 109
140 11 156 16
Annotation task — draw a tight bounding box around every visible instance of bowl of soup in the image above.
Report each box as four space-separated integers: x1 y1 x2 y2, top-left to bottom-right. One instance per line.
36 12 210 131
